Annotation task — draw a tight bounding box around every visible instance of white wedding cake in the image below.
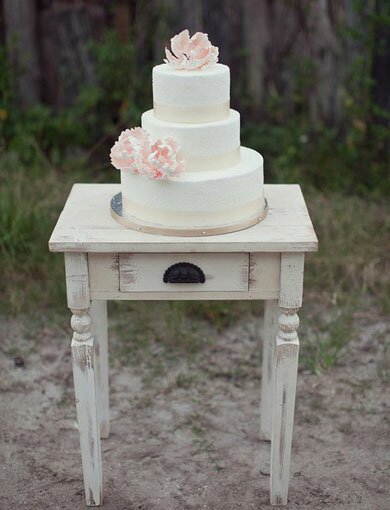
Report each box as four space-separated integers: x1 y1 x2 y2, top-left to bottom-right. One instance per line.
110 30 266 235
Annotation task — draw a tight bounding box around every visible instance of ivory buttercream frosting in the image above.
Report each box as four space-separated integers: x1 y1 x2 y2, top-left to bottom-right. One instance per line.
110 31 266 234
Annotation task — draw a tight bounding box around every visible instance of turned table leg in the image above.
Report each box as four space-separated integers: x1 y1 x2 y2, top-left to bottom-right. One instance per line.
65 253 103 506
260 299 279 440
270 308 299 505
270 253 304 506
91 300 110 438
71 308 103 506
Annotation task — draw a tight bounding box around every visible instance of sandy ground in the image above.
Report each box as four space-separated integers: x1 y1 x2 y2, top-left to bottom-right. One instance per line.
0 311 389 510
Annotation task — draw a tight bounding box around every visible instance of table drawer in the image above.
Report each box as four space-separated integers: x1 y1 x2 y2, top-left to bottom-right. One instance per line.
119 253 249 292
87 252 280 299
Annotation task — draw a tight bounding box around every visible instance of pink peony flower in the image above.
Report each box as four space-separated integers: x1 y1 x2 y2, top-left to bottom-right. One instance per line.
110 128 184 180
110 127 151 173
147 138 184 179
164 29 219 70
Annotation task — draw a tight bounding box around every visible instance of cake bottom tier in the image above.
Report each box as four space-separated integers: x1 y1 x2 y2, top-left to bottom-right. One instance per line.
119 147 266 235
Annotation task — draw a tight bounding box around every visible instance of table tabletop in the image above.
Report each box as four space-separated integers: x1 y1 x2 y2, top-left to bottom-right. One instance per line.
48 184 318 253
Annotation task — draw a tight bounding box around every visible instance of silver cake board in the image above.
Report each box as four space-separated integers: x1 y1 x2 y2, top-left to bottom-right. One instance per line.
110 192 268 237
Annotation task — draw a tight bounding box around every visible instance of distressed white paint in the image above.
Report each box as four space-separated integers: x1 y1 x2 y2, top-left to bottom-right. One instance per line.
278 253 305 308
249 253 280 293
270 335 299 506
260 300 278 440
48 184 318 253
64 253 90 308
49 183 318 507
88 253 119 292
71 308 102 506
119 253 249 292
89 289 279 301
91 300 110 439
270 305 300 506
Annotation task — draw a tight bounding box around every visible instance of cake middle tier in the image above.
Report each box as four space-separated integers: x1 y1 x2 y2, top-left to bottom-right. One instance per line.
142 109 241 172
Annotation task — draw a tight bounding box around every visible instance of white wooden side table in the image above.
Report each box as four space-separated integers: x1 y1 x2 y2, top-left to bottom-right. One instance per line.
49 183 318 506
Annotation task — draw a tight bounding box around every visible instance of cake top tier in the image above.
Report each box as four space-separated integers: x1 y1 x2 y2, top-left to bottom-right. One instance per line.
153 30 229 123
153 63 230 123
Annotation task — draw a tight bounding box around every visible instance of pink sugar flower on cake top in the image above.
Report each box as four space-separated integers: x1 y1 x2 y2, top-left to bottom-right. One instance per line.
164 29 219 70
110 128 184 180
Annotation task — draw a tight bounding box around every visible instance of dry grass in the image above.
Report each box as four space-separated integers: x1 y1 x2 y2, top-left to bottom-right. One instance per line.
305 190 390 313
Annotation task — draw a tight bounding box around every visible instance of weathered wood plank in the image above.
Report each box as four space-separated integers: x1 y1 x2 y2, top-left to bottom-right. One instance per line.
242 0 267 108
39 3 105 107
3 0 40 106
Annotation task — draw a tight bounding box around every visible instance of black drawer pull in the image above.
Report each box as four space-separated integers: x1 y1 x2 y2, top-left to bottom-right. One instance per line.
163 262 205 284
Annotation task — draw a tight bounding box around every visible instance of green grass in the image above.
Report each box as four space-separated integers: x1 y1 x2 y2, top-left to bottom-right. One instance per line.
0 147 115 314
1 151 389 375
0 155 66 312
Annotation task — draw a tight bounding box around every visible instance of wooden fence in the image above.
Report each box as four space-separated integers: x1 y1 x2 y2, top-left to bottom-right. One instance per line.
2 0 388 128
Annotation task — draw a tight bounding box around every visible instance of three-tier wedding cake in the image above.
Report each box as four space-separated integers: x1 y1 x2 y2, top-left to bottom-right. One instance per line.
110 30 267 235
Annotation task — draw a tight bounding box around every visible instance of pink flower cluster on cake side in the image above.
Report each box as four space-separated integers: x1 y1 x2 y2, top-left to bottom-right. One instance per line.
110 127 184 180
164 30 218 70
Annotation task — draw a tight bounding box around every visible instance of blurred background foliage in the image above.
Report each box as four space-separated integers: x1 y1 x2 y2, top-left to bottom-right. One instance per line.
0 0 389 347
1 0 389 190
